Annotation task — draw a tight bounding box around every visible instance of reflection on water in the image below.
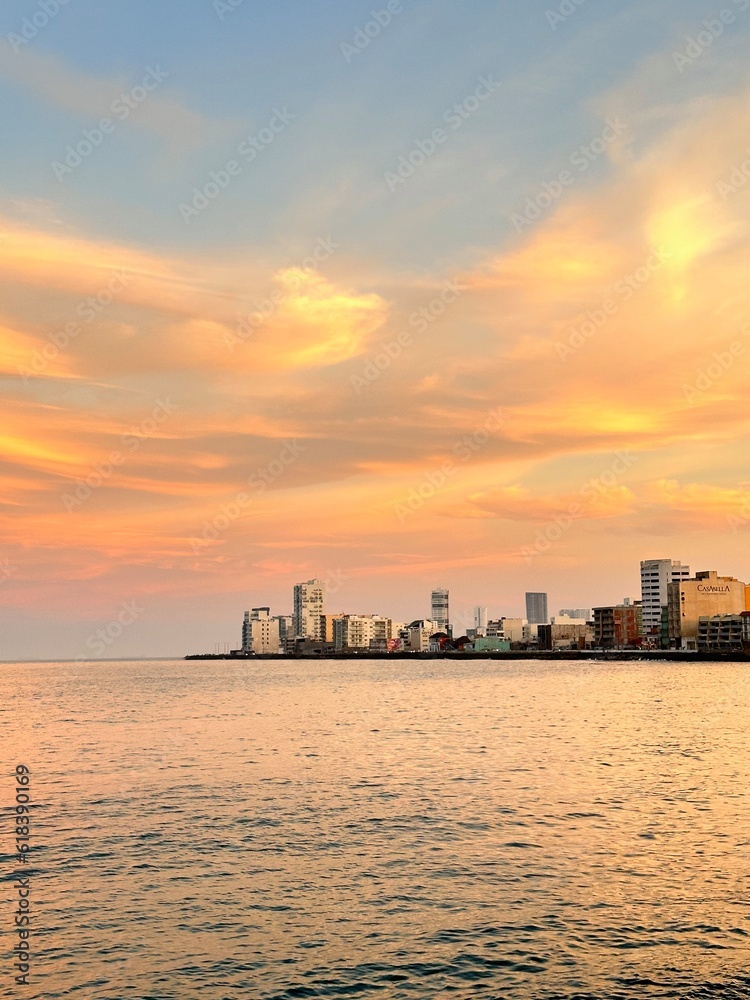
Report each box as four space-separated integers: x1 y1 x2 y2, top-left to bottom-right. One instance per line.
2 658 749 999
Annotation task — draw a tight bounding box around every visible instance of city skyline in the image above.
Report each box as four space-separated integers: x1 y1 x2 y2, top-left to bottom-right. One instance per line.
215 554 750 656
2 0 750 659
218 554 750 655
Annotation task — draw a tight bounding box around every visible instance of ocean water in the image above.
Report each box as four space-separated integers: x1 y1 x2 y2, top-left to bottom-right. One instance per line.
1 657 749 1000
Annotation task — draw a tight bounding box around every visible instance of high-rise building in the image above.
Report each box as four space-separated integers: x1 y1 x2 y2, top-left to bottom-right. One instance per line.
431 589 449 632
293 579 325 640
668 571 750 649
525 592 548 625
242 611 252 652
640 559 691 639
473 606 488 634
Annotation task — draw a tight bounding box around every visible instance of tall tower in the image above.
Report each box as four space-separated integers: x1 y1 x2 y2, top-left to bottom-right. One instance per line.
431 588 449 632
242 611 252 652
525 592 548 624
474 606 488 632
640 559 690 638
293 579 325 639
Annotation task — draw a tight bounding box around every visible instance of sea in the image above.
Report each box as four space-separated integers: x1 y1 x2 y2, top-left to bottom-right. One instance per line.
1 657 749 1000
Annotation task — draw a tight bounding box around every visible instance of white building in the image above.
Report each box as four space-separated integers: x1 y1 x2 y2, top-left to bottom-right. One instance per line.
640 559 691 639
293 579 325 640
330 615 400 652
473 606 488 634
333 615 374 651
242 608 281 654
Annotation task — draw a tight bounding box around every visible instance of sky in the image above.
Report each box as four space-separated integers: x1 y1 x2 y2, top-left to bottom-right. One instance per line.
1 0 750 659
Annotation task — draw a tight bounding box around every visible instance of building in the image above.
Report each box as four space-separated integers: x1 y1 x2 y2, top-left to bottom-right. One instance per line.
370 616 399 652
275 615 293 643
473 606 488 634
242 607 281 654
559 608 591 620
320 614 346 643
551 615 589 625
406 620 439 652
539 620 594 650
525 592 548 625
668 571 750 650
487 617 525 644
293 579 325 640
333 615 374 652
471 636 511 653
697 612 750 653
593 603 643 648
241 610 254 652
327 615 400 652
431 589 450 633
640 559 691 642
523 622 541 645
286 636 335 656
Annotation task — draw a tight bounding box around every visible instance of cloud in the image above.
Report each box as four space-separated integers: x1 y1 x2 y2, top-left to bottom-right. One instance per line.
450 484 638 522
0 49 234 150
4 44 750 623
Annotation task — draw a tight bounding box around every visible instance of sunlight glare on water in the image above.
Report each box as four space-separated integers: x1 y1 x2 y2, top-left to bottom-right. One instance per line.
2 657 749 999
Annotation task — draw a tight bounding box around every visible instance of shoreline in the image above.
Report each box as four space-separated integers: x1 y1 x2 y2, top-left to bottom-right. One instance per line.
184 650 750 662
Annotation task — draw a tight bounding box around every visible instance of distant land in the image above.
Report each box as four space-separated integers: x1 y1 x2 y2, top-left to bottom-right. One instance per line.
185 650 750 662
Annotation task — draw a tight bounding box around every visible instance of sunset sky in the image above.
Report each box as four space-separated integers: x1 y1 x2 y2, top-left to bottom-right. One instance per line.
2 0 750 658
